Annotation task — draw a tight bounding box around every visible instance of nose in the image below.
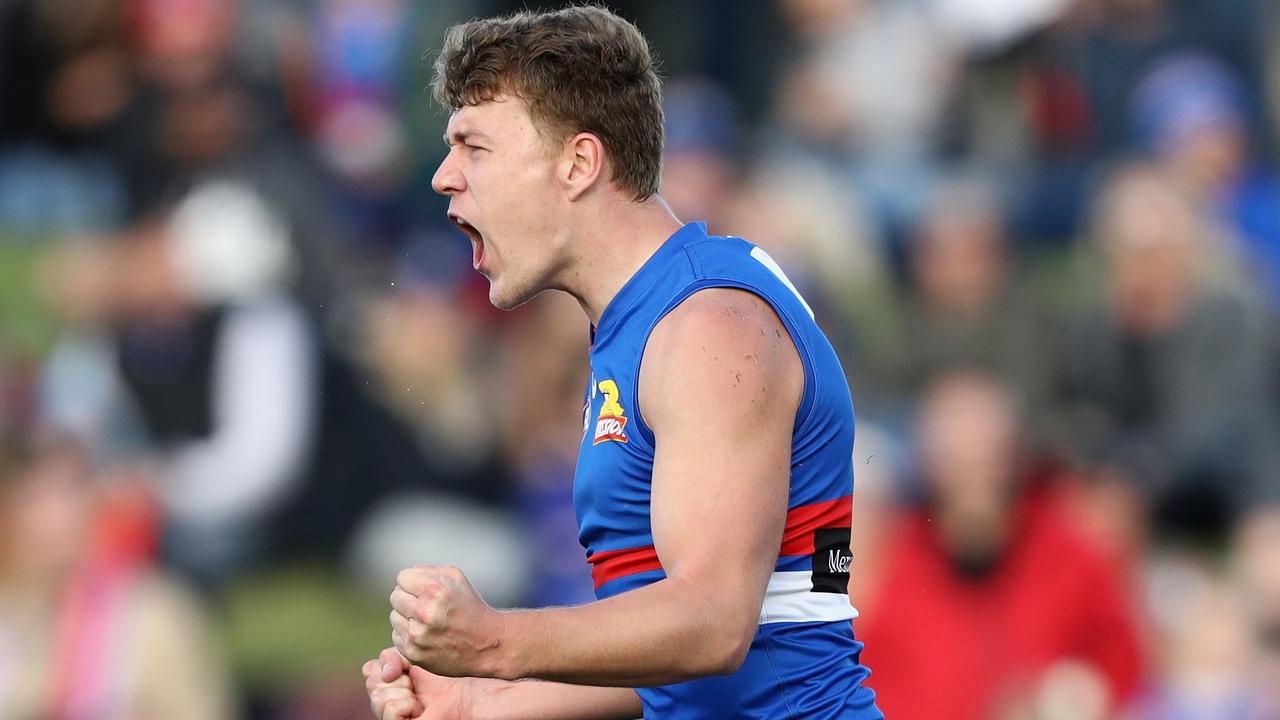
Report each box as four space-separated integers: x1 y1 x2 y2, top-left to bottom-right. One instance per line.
432 149 465 196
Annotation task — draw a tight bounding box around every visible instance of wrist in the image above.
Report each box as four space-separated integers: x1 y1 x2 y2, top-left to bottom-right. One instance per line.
481 608 521 681
468 677 521 720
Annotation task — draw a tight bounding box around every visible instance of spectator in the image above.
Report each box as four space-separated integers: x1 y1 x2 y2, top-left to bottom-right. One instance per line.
659 76 742 230
1057 164 1280 540
887 176 1055 430
38 181 454 586
1128 549 1276 719
114 0 354 318
0 0 132 234
497 293 595 608
0 432 233 720
1130 51 1280 314
859 369 1144 720
727 157 892 404
772 0 959 236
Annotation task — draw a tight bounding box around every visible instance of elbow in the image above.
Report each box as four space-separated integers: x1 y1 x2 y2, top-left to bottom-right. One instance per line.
695 620 756 676
664 578 761 677
712 630 754 675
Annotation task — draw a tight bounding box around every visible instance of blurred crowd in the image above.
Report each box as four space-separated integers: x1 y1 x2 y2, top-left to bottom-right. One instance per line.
0 0 1278 718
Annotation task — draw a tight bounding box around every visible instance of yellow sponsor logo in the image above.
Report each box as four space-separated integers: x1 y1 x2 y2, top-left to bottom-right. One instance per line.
593 379 629 445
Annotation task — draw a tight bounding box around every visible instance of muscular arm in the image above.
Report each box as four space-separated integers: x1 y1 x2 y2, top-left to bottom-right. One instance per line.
492 288 802 685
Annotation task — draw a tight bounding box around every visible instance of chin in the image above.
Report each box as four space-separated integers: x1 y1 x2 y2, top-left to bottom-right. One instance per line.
488 281 539 311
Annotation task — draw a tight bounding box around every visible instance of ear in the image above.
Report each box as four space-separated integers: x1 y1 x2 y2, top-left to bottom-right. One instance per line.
561 132 605 201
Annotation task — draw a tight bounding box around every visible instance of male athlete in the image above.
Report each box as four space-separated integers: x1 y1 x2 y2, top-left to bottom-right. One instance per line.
362 7 882 719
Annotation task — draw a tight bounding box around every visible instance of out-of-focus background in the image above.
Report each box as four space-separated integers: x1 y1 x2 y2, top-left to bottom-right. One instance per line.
0 0 1278 718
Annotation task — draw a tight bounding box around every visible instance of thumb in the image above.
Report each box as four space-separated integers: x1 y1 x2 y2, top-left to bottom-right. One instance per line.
380 647 408 683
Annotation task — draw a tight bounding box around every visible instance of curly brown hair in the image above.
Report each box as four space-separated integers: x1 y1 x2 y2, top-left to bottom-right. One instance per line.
432 5 664 201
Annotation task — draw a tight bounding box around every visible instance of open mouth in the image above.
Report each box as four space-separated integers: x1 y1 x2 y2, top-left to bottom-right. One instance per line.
449 212 484 270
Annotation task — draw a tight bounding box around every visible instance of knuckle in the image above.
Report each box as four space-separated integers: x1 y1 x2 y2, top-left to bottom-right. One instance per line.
426 611 448 631
413 601 434 624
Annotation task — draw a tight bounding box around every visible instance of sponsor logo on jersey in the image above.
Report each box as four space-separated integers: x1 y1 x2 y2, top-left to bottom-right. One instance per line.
810 527 853 594
593 379 629 445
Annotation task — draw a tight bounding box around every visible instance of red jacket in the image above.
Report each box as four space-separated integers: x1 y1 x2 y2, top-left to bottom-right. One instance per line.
857 489 1144 719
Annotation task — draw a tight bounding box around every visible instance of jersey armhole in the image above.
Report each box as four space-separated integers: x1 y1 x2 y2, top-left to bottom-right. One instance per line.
627 280 819 452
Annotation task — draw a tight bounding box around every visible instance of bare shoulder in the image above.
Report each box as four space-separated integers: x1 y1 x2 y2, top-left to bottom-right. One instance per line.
640 287 803 426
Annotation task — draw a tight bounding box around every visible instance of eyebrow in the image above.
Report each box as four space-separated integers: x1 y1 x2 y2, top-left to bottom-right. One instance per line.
444 129 493 146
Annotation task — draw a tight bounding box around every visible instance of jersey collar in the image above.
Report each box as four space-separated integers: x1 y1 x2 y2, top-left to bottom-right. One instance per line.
590 221 708 349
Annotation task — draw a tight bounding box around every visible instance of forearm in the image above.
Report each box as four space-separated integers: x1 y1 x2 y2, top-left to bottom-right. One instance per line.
475 679 640 720
493 575 753 686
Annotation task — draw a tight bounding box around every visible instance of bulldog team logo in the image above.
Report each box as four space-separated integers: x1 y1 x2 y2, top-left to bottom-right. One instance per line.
592 379 629 445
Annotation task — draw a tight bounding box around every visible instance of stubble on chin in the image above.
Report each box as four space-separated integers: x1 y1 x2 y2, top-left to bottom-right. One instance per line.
488 278 543 311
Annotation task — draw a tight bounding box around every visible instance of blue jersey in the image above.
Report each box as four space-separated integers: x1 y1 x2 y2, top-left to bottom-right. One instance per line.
573 222 882 719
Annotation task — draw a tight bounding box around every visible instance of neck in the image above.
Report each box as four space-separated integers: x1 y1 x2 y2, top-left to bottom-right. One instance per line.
558 195 684 325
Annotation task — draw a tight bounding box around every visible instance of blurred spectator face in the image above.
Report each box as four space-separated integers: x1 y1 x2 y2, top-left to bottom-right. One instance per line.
361 281 497 465
781 0 863 39
920 371 1020 505
365 286 473 391
27 0 130 132
45 47 131 133
1095 167 1198 335
917 371 1020 567
159 72 247 168
0 442 94 585
911 183 1007 317
660 78 740 225
130 0 238 88
728 162 883 295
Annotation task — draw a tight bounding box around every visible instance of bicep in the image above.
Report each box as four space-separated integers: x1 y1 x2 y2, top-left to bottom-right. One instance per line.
642 289 803 609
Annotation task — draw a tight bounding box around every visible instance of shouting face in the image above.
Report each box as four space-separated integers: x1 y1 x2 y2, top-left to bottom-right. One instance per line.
432 96 572 310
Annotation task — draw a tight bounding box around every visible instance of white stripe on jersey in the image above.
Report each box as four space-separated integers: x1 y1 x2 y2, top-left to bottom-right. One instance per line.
757 571 859 625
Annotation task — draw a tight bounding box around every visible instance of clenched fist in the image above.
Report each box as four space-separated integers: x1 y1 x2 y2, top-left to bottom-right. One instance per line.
388 565 508 679
364 648 475 720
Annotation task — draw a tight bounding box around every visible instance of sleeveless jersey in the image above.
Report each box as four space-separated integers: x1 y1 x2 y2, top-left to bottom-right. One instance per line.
573 222 883 719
